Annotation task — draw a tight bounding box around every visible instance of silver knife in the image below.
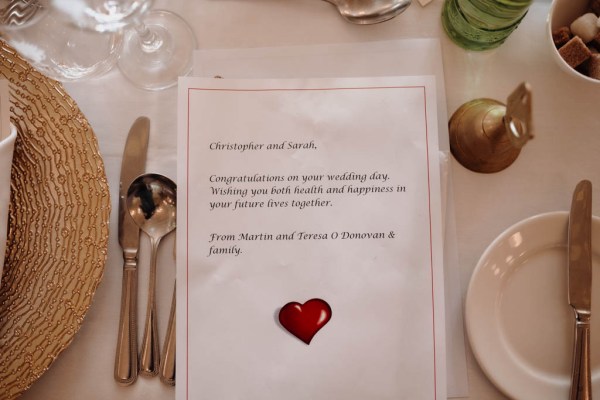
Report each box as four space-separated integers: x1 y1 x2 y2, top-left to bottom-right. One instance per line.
114 116 150 385
568 179 593 400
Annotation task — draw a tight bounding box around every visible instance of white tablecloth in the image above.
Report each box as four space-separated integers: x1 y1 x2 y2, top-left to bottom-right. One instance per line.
18 0 600 399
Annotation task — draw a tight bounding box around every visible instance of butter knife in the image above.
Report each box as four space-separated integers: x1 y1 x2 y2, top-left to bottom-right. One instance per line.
568 179 593 400
114 117 150 385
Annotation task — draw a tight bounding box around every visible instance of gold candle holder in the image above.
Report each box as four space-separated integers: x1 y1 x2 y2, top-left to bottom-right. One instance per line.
449 82 533 173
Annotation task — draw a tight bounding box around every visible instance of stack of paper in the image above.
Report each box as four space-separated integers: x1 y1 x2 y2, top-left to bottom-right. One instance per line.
189 39 469 398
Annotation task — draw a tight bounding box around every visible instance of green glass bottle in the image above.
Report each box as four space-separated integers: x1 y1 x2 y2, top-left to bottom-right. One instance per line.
442 0 533 51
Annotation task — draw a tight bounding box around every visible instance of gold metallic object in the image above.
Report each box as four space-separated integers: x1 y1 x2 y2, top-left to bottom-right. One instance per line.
449 82 533 173
0 41 110 399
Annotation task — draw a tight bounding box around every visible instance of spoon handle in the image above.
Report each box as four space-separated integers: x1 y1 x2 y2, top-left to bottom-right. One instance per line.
140 239 161 376
114 262 138 385
160 284 176 386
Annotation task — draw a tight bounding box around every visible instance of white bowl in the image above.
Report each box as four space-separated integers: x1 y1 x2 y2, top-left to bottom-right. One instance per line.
547 0 600 84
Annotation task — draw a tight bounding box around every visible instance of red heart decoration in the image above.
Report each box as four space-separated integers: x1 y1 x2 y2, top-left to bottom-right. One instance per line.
278 298 332 345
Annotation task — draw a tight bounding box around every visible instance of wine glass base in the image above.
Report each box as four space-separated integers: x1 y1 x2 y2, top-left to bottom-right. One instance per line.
118 9 197 91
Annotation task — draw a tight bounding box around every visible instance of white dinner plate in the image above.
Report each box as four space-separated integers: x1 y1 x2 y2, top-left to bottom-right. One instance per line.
465 211 600 400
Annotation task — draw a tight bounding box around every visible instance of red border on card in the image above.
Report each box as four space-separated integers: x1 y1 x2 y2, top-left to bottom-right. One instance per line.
185 85 438 400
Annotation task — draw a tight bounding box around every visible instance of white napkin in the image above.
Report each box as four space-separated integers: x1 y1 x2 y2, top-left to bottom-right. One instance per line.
0 124 16 281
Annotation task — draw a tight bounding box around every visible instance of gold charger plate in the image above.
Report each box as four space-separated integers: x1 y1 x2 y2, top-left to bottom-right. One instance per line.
0 42 110 399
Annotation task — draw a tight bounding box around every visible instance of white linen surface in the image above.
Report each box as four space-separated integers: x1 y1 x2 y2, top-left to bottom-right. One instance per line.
19 2 585 400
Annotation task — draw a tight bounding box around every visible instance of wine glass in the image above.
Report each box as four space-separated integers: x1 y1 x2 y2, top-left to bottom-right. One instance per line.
50 0 151 32
0 0 123 82
0 0 49 30
51 0 197 90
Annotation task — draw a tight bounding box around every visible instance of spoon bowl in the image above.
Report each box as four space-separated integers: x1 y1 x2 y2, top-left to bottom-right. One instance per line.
127 173 176 239
126 173 176 377
323 0 411 25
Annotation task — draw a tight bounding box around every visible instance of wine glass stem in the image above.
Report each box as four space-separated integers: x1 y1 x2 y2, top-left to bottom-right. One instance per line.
134 22 163 52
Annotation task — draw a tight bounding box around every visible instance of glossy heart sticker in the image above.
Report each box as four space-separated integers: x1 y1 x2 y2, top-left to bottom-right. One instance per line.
278 298 332 345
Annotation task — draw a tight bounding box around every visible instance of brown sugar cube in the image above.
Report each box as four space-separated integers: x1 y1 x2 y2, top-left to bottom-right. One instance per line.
592 31 600 49
587 54 600 79
552 26 572 47
559 36 592 68
591 0 600 16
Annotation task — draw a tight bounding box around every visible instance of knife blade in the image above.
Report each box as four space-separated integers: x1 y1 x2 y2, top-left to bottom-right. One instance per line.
568 179 593 400
114 116 150 385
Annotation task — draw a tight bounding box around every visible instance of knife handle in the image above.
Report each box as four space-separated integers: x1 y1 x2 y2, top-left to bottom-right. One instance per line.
114 263 138 385
160 284 176 386
570 312 592 400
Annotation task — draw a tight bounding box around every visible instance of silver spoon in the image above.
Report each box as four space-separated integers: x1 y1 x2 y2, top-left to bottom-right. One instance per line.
323 0 412 25
160 282 176 386
127 173 176 377
159 237 177 386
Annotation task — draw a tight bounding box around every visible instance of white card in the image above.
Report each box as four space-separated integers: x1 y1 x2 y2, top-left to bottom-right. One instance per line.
177 76 446 400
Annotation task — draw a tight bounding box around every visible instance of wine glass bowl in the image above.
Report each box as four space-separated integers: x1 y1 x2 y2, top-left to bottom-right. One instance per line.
50 0 151 32
0 1 123 82
0 0 48 29
51 0 196 90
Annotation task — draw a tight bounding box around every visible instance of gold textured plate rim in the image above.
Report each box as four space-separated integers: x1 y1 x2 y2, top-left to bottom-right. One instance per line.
0 41 110 399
